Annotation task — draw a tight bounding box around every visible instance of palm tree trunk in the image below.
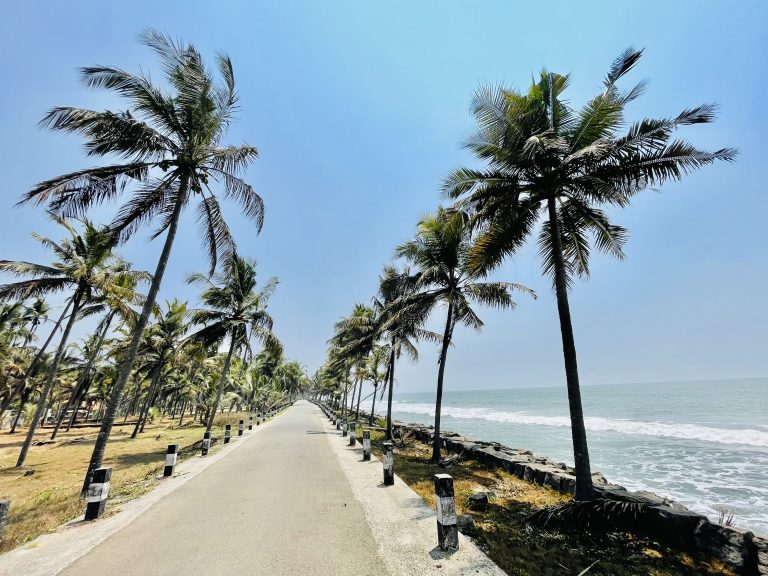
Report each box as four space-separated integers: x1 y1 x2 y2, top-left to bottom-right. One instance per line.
369 383 378 426
547 196 593 501
206 338 236 435
9 388 29 433
81 184 188 495
17 288 84 467
0 299 73 423
385 338 396 440
132 365 161 438
431 301 453 463
51 312 114 440
341 380 348 419
354 376 363 421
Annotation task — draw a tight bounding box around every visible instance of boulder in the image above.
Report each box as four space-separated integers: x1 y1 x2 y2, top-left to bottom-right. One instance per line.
753 535 768 576
594 487 687 511
693 521 755 573
467 492 489 512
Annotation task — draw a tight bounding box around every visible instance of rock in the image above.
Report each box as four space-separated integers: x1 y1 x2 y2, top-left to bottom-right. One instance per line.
644 505 707 549
467 492 489 512
594 487 685 510
693 521 755 573
591 471 608 486
753 536 768 576
456 514 477 537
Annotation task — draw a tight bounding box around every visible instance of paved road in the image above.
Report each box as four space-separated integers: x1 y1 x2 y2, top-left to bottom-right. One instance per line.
62 401 382 576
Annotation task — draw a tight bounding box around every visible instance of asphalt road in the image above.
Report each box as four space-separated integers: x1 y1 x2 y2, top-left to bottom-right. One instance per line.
61 401 383 576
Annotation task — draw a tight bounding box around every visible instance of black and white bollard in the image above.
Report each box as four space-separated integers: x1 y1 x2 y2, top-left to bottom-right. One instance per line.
336 418 340 430
434 474 459 551
362 430 371 461
349 421 357 446
257 413 261 426
84 467 112 521
383 442 394 485
0 500 9 538
248 416 253 431
224 424 231 444
164 444 178 477
238 419 244 437
342 419 348 437
202 431 211 456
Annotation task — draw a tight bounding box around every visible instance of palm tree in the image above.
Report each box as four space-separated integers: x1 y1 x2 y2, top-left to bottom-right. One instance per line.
375 265 439 439
0 218 139 467
16 31 265 491
363 344 389 426
444 48 735 499
393 208 533 463
187 254 282 434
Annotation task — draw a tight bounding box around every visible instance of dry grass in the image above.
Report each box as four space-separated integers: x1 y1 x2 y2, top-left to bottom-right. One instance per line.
368 430 735 576
0 411 254 554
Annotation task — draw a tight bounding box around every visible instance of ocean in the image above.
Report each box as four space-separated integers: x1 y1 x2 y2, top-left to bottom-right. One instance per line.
379 378 768 535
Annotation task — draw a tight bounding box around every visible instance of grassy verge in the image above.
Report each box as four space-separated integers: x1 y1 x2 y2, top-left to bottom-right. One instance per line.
367 428 734 576
0 411 254 554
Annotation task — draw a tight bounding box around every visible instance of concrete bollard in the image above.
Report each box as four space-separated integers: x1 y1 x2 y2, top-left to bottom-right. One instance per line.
349 421 357 446
84 467 112 521
434 474 459 551
0 500 9 538
383 442 394 486
335 418 340 430
224 424 231 444
257 413 261 426
164 444 178 477
362 430 371 461
238 419 244 437
248 416 253 431
202 431 211 456
342 419 348 437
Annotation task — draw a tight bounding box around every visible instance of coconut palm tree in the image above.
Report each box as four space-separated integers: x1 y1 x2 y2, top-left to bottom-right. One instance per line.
392 208 533 462
375 265 440 439
444 48 735 499
16 31 265 491
187 254 282 434
0 218 142 467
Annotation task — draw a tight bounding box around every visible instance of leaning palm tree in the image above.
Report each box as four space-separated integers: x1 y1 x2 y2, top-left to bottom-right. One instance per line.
0 218 141 467
187 254 282 434
17 31 265 491
444 48 735 499
392 208 533 462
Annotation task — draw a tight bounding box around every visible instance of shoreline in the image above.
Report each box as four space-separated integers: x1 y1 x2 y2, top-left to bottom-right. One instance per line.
331 403 767 575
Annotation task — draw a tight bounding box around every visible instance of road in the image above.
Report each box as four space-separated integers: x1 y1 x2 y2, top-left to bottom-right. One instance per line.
61 400 382 576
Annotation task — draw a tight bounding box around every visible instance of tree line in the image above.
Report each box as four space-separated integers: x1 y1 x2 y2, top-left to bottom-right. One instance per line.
0 31 308 494
314 48 735 501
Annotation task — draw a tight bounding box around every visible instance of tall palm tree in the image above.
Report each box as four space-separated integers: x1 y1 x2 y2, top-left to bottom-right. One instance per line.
17 31 265 491
444 48 735 499
375 265 439 439
392 208 533 462
0 218 140 467
187 254 282 434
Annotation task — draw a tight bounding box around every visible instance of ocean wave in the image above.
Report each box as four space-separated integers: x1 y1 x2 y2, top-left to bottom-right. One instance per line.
390 402 768 447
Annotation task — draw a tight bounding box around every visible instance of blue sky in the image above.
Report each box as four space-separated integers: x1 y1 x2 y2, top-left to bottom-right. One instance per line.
1 1 766 393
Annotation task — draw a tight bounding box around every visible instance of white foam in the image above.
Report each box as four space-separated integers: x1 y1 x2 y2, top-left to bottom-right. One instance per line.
391 401 768 447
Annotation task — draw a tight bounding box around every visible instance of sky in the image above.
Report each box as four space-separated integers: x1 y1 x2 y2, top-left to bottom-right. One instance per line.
0 1 766 394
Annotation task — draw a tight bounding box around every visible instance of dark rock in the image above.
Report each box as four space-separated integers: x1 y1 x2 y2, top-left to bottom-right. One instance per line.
694 521 755 573
754 536 768 576
644 505 707 549
467 492 489 512
456 514 477 537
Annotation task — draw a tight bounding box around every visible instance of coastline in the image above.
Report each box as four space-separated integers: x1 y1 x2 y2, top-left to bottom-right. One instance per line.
334 403 767 575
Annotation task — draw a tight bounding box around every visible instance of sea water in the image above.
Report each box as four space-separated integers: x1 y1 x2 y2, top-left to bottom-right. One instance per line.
384 378 768 535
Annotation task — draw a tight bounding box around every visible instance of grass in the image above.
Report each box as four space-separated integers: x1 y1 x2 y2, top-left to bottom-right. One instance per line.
0 410 256 554
367 429 735 576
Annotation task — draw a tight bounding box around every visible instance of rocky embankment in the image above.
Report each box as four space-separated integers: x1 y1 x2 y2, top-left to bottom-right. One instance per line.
339 406 767 576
